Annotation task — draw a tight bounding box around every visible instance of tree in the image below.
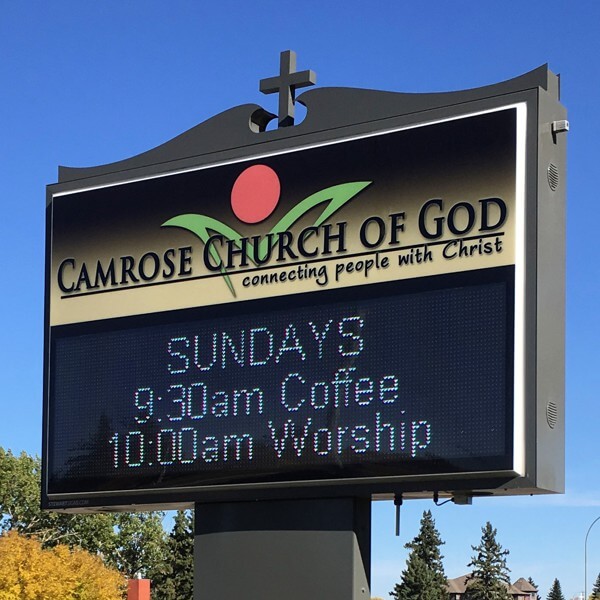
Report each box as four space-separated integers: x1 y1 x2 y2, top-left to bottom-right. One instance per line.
392 554 440 600
592 573 600 600
0 447 115 550
528 577 539 599
390 510 447 600
466 521 511 600
0 446 168 582
108 511 167 580
0 530 125 600
547 578 565 600
153 510 194 600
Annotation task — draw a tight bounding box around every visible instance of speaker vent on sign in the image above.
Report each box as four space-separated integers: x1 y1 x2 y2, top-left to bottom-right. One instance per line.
547 163 559 191
546 401 558 429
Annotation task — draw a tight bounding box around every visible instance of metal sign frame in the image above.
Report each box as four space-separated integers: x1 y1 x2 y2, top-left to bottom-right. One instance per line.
43 65 566 512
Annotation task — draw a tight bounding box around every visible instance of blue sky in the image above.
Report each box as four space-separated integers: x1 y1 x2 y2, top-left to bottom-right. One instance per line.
1 1 598 597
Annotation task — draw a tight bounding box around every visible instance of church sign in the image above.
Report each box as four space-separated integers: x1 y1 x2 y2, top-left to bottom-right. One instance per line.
43 55 567 511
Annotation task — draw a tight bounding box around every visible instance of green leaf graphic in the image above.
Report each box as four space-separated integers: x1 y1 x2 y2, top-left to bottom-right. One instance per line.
161 215 244 295
256 181 372 261
162 180 373 295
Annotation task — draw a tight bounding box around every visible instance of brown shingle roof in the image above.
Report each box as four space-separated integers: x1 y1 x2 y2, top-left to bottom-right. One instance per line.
446 574 471 593
513 577 538 592
446 574 534 597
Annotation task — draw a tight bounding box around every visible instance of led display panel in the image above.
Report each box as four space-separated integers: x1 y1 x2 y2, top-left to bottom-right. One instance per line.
48 269 513 497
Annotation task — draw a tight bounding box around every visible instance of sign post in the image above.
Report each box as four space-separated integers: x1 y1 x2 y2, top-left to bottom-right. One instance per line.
43 54 566 597
195 498 370 600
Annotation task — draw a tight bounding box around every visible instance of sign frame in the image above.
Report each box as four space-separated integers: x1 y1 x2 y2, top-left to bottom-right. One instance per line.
43 65 566 512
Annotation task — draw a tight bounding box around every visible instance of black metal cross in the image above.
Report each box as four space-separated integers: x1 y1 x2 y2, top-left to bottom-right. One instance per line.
260 50 316 128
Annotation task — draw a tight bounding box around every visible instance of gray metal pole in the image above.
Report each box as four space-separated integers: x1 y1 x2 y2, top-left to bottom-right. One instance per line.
194 497 371 600
585 516 600 600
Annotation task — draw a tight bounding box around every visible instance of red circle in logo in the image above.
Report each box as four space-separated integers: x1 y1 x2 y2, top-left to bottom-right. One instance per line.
231 165 281 224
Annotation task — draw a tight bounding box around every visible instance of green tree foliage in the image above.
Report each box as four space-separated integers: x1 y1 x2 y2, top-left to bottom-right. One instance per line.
0 448 116 551
390 510 447 600
592 573 600 600
110 512 167 579
466 521 511 600
547 578 565 600
0 449 43 534
153 510 194 600
528 577 539 599
0 447 168 582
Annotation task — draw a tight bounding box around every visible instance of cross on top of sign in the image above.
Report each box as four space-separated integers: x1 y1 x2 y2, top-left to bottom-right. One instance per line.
260 50 316 128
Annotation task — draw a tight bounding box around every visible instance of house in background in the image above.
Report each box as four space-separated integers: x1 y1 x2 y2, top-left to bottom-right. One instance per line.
446 574 538 599
512 577 539 599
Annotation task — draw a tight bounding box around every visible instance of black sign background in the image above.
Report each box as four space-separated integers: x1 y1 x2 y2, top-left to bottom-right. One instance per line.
48 267 513 496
